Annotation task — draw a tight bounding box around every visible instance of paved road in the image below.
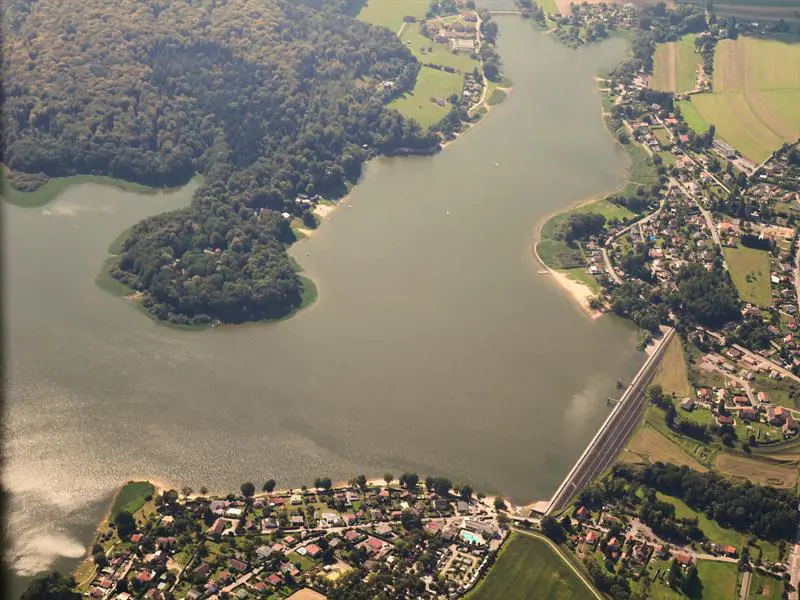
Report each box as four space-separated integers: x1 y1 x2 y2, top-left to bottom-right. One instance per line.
740 570 751 600
547 329 675 514
789 520 800 600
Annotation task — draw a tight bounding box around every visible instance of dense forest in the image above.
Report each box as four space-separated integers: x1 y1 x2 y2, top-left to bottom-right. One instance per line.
3 0 439 324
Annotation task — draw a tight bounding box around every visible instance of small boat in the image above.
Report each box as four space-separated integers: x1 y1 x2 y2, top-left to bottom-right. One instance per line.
446 209 450 216
495 162 499 167
616 378 625 389
537 268 548 275
347 204 352 208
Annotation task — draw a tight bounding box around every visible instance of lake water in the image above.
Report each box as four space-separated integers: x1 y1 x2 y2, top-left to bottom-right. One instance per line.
4 17 637 597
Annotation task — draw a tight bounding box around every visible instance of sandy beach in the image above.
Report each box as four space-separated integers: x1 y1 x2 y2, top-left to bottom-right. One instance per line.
531 194 609 320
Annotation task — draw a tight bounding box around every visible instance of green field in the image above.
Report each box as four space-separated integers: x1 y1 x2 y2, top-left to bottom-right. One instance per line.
356 0 430 32
750 573 785 600
690 37 800 162
389 67 463 128
467 533 599 600
651 34 701 93
696 560 740 600
678 99 711 134
723 245 772 306
400 26 478 73
111 481 155 516
656 492 749 551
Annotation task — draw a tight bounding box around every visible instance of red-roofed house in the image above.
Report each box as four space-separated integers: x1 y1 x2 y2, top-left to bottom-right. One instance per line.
367 537 386 553
305 544 322 559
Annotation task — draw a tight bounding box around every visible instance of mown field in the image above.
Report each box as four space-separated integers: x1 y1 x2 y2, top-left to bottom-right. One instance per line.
723 245 772 306
696 560 741 600
750 572 785 600
389 67 464 128
467 533 599 600
651 34 701 93
676 0 800 22
690 37 800 162
678 99 710 133
356 0 430 32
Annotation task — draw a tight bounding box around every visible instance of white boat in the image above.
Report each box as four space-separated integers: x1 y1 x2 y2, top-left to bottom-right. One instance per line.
495 162 499 167
446 210 450 216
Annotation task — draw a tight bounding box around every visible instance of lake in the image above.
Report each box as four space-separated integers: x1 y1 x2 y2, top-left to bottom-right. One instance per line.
4 16 636 597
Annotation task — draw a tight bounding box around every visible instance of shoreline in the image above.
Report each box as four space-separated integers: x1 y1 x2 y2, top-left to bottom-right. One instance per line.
531 193 609 320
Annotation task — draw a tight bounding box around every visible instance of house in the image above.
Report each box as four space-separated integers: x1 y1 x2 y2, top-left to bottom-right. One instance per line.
267 573 284 587
209 518 226 536
576 506 588 521
785 413 797 432
718 414 734 426
757 391 769 403
681 398 695 411
722 545 737 557
366 537 386 554
740 407 758 421
229 558 249 572
130 533 143 543
269 497 285 507
305 543 323 559
192 562 210 579
256 545 274 560
584 530 599 548
675 553 694 566
733 395 749 405
136 571 153 584
290 516 305 527
345 529 363 543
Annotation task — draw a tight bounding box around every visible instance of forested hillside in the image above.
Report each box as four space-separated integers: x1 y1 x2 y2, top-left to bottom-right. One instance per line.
2 0 438 324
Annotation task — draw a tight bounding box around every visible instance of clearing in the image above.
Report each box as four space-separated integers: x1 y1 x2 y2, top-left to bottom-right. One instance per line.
389 67 464 128
356 0 430 32
690 37 800 162
467 532 600 600
651 34 701 94
723 245 772 307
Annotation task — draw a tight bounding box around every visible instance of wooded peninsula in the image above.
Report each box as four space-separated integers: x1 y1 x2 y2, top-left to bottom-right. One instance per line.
3 0 443 325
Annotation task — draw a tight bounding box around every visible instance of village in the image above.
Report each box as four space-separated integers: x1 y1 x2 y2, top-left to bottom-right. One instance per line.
81 478 509 600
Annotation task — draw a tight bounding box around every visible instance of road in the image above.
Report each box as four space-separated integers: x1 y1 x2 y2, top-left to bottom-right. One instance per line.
794 233 800 318
602 196 667 284
789 519 800 600
668 176 722 248
740 570 751 600
731 343 800 385
546 328 675 514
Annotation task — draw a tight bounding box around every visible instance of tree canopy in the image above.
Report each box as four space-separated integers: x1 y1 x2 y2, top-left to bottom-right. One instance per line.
4 0 438 325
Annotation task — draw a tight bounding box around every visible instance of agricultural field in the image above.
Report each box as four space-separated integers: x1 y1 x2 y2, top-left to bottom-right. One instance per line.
356 0 430 32
676 0 800 22
651 34 701 93
622 426 708 471
653 336 693 398
467 532 599 600
389 67 464 128
722 245 772 307
714 453 799 489
690 37 800 162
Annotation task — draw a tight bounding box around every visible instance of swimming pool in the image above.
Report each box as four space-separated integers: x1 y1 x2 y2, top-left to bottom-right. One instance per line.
460 529 484 545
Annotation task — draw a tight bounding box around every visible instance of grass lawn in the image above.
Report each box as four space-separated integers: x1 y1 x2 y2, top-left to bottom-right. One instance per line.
467 532 599 600
111 481 155 516
752 373 800 410
487 88 507 106
689 37 800 162
750 572 785 600
723 246 772 307
400 26 478 73
696 560 740 600
678 99 711 134
562 267 602 294
389 66 463 128
654 336 693 398
356 0 430 32
286 551 317 572
656 492 748 550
